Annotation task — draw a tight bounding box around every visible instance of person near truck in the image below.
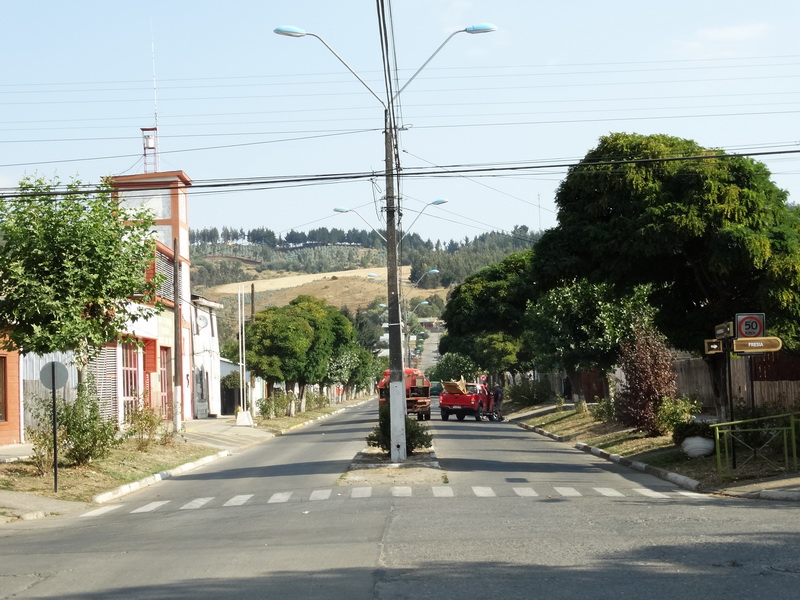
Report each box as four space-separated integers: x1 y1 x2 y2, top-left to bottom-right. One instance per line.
493 384 504 421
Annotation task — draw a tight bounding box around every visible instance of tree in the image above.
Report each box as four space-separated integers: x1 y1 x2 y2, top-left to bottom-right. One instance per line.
532 132 800 352
0 176 162 369
616 326 677 436
523 279 654 398
439 249 536 371
426 352 479 382
246 306 314 397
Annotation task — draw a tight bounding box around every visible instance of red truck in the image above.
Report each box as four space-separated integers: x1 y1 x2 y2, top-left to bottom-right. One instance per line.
377 368 432 420
439 379 497 421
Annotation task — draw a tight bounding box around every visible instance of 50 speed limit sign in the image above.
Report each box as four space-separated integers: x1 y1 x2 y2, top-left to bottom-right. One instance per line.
736 313 765 338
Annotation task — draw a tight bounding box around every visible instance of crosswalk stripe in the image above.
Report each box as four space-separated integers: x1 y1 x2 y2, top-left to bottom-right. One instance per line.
268 492 293 504
351 487 372 498
131 501 170 513
310 489 332 501
224 494 253 507
432 486 454 497
594 487 625 497
180 497 213 510
391 486 412 497
513 487 538 497
554 487 582 497
472 486 496 497
81 505 123 517
633 488 670 498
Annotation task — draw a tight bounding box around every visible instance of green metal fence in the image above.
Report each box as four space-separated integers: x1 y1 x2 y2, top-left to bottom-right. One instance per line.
711 413 799 477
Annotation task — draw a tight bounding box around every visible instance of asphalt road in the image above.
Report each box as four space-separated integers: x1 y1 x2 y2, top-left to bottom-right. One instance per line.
1 401 799 599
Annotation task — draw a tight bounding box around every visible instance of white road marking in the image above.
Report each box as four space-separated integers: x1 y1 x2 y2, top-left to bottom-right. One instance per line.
351 487 372 498
554 487 582 497
310 489 332 501
224 495 253 507
594 487 625 497
131 501 170 513
180 497 213 510
391 486 412 497
432 486 454 497
513 487 538 497
268 492 293 504
472 486 496 497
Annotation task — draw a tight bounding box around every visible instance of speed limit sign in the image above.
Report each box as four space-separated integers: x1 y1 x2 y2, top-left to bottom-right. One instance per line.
736 313 765 338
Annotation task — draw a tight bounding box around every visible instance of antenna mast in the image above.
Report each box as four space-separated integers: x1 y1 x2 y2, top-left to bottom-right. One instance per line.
142 24 159 173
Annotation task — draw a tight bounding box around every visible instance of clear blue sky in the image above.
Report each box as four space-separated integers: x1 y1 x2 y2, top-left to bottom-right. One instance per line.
2 1 798 244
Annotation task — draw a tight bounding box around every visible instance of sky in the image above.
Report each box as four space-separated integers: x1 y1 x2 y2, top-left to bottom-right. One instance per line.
1 1 799 244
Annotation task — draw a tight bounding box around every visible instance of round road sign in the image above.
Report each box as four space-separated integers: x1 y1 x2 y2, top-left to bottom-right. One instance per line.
736 313 764 338
40 361 69 390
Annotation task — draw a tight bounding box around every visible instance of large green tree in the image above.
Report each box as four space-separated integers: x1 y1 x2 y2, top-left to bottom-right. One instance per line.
0 176 161 368
439 249 536 371
523 279 654 397
532 132 800 351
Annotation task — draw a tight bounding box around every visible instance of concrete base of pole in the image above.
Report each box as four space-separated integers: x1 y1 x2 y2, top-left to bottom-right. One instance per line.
389 380 407 463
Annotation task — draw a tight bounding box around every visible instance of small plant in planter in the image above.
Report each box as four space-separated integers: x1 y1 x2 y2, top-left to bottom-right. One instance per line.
672 420 715 457
367 403 432 455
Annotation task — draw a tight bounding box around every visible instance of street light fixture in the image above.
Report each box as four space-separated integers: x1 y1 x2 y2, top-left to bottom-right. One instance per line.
399 199 448 244
276 21 495 463
333 207 388 242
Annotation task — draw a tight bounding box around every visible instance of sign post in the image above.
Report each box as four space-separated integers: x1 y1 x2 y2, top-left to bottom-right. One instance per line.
40 361 69 493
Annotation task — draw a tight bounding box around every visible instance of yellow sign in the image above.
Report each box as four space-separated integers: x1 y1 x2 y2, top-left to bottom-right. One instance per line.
732 336 782 353
704 339 723 354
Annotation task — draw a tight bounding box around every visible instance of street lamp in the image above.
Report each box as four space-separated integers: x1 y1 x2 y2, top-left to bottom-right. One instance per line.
333 207 388 242
277 21 495 463
399 199 448 244
405 301 429 365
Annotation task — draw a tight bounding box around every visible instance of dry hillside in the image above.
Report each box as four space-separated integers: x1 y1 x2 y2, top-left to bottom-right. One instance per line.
198 266 449 314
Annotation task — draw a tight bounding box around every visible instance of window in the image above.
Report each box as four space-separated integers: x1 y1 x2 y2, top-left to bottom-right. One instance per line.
0 357 6 422
122 343 139 419
160 347 173 420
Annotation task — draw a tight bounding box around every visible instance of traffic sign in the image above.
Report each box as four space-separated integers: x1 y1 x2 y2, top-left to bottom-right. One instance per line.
40 361 69 390
732 336 782 353
704 339 723 354
714 322 733 339
736 313 765 338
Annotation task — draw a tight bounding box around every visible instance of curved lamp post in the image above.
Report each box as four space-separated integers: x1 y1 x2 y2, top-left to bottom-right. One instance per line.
405 301 429 365
277 21 495 463
333 207 387 242
399 199 448 244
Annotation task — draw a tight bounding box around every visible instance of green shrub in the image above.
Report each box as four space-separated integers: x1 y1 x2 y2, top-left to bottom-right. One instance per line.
305 392 329 411
257 391 292 419
60 380 122 465
672 420 714 446
27 380 123 469
505 378 554 407
592 396 617 423
126 402 163 452
575 398 588 414
366 403 432 455
656 395 702 436
24 396 61 476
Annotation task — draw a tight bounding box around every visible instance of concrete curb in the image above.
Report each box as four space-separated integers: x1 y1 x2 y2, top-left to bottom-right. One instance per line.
517 422 703 492
90 400 373 505
91 451 230 504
